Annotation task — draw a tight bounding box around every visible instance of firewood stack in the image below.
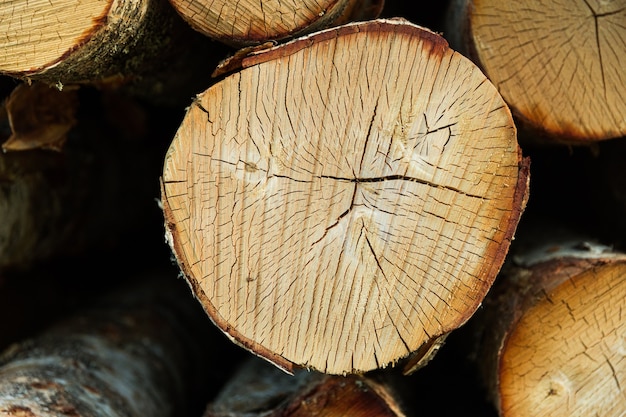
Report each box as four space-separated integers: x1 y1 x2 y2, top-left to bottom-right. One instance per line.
0 1 624 416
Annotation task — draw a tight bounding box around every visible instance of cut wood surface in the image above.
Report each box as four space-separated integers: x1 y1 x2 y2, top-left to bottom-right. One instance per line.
446 0 626 142
161 18 529 375
471 227 626 417
205 356 407 417
0 0 227 105
0 273 219 417
168 0 384 46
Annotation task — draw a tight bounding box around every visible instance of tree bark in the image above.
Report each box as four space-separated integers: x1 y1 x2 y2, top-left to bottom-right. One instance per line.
0 0 230 106
204 356 407 417
167 0 385 47
161 18 529 375
445 0 626 143
469 224 626 417
0 82 166 272
0 271 224 417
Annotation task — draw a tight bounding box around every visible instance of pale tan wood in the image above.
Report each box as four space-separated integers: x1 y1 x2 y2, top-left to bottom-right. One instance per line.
161 18 529 375
472 228 626 417
0 0 225 105
205 357 407 417
446 0 626 142
168 0 384 46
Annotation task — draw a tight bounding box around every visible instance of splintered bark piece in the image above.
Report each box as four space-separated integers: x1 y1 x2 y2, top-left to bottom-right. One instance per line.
167 0 384 46
0 0 225 105
446 0 626 143
161 18 529 375
473 229 626 417
204 357 407 417
0 273 218 417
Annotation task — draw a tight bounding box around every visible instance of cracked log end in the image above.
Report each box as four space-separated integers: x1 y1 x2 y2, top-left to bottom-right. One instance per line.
447 0 626 142
161 18 529 375
482 243 626 417
168 0 384 46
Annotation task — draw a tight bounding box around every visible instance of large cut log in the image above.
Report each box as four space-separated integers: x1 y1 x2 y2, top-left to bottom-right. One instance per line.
167 0 384 46
0 271 225 417
205 357 408 417
0 82 166 272
469 225 626 417
445 0 626 143
161 18 529 375
0 0 229 106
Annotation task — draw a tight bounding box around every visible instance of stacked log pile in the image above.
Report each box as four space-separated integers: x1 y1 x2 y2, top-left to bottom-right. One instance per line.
0 0 624 416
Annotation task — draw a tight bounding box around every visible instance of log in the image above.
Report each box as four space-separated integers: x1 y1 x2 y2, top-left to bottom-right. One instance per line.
445 0 626 143
161 18 530 375
0 0 230 106
167 0 385 47
469 225 626 417
0 270 224 417
204 356 407 417
0 82 166 272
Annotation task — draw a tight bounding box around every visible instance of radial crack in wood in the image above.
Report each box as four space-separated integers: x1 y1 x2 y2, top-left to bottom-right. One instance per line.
168 0 385 46
161 19 529 375
472 229 626 417
446 0 626 142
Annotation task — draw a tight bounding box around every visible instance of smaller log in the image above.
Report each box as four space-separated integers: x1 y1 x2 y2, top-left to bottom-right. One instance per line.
469 224 626 417
445 0 626 143
0 0 229 106
167 0 384 46
204 357 407 417
0 271 224 417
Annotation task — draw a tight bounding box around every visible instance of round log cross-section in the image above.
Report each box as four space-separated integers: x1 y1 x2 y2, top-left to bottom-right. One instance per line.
447 0 626 142
161 19 529 375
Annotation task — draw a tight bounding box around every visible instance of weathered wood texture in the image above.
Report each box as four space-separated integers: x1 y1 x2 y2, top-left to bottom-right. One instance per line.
469 226 626 417
445 0 626 143
0 0 229 106
205 357 407 417
168 0 385 46
161 18 529 375
0 272 221 417
0 82 167 272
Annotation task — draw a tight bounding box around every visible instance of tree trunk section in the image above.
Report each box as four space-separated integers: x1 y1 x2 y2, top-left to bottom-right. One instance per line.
445 0 626 143
0 272 222 417
0 0 229 106
161 19 529 375
204 357 407 417
470 225 626 417
168 0 385 46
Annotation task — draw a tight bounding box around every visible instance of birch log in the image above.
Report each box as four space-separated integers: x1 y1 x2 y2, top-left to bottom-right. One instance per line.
167 0 384 46
0 0 227 106
161 18 529 375
0 272 220 417
445 0 626 143
471 227 626 417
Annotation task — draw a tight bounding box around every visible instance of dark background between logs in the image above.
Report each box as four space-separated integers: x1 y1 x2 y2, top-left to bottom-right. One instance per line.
1 1 624 416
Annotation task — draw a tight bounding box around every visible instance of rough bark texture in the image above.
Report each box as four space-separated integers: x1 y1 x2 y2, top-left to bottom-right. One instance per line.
161 18 529 375
469 224 626 417
204 357 407 417
445 0 626 143
0 0 230 106
0 83 167 272
168 0 385 46
0 271 221 417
